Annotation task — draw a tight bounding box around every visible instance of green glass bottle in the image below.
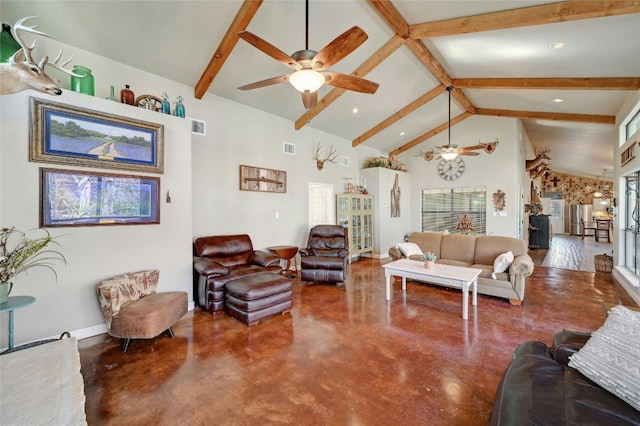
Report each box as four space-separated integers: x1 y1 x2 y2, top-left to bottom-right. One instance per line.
106 85 117 101
70 65 94 96
0 24 21 62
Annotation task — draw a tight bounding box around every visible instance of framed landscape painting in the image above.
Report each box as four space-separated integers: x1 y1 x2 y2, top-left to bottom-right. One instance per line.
30 97 164 173
40 168 160 227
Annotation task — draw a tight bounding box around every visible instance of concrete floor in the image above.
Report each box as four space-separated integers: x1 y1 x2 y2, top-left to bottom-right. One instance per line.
78 257 635 425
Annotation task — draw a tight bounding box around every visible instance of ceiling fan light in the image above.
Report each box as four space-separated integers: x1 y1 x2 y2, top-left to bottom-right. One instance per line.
441 151 458 161
289 69 325 93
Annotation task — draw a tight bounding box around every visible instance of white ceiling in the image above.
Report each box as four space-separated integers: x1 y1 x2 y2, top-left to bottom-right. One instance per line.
3 1 639 179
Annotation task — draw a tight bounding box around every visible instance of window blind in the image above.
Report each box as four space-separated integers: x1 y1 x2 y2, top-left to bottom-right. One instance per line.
421 187 486 235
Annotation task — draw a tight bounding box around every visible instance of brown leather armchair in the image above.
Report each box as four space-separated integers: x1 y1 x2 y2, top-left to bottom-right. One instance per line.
299 225 349 284
193 234 282 314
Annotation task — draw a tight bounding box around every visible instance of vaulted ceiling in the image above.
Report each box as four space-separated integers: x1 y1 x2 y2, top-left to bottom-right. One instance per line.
3 0 639 178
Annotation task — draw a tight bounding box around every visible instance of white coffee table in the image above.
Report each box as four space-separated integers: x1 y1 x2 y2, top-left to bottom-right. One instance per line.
383 259 481 320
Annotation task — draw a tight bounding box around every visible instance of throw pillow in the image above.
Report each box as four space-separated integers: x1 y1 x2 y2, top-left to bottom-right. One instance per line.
491 251 514 279
397 242 423 258
568 305 640 411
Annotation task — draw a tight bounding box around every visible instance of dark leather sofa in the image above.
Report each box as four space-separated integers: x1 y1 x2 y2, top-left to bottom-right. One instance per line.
193 234 281 314
490 330 640 425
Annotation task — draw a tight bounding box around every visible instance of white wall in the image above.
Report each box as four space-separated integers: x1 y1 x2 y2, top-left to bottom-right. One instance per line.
361 167 411 256
398 115 525 239
1 88 192 346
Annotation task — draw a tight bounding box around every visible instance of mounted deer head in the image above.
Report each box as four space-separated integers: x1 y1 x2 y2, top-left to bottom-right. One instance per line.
314 143 337 170
525 147 551 171
0 17 83 96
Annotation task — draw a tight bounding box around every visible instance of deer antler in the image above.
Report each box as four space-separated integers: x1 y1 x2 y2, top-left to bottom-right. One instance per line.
11 16 83 77
314 143 338 170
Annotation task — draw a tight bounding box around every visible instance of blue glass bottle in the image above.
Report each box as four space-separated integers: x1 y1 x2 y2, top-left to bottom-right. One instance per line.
174 95 185 118
161 93 171 114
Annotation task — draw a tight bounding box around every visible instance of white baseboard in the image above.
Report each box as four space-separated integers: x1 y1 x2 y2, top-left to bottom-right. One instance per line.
45 301 197 342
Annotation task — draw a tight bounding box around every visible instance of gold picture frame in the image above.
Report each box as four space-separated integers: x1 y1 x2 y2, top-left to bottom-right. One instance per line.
30 97 164 173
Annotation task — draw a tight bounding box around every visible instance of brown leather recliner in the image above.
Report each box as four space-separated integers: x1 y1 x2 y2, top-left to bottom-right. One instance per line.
193 234 282 314
299 225 349 284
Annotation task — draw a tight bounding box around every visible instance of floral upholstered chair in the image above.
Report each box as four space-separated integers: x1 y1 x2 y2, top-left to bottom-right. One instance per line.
96 270 187 352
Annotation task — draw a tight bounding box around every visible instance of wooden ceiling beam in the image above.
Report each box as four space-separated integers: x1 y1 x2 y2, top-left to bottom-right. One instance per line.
411 1 640 38
294 35 405 130
367 0 411 38
364 0 476 150
390 112 473 156
352 85 445 147
194 0 263 99
452 77 640 90
475 108 615 125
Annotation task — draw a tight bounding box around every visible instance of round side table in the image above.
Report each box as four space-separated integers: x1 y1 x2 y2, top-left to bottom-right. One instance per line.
0 296 36 350
268 246 299 278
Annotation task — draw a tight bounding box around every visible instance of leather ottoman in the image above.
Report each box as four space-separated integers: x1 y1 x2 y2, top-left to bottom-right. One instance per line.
224 273 293 326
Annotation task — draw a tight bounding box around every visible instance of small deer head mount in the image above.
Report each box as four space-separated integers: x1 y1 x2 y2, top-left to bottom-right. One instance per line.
0 17 83 96
314 143 337 170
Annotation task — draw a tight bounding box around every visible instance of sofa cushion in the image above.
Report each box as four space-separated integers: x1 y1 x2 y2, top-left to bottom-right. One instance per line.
475 235 527 265
194 235 253 267
491 251 514 279
397 242 423 258
409 232 442 258
569 305 640 411
440 234 476 264
437 259 473 268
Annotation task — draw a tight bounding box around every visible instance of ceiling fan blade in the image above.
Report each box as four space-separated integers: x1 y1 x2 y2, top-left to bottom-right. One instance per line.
458 151 481 156
323 72 379 94
459 144 485 151
312 26 368 70
238 31 299 70
238 75 289 90
302 91 317 109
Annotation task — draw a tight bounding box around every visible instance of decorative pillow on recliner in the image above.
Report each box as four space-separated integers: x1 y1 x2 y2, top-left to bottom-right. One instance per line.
397 242 423 258
491 251 514 279
569 305 640 411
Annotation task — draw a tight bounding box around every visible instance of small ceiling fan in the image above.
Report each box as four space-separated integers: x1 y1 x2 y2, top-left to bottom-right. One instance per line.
237 0 379 110
419 86 499 161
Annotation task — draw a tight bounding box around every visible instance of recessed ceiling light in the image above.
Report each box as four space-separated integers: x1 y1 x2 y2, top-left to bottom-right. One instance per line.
399 131 406 136
553 98 564 103
352 107 359 114
549 42 567 49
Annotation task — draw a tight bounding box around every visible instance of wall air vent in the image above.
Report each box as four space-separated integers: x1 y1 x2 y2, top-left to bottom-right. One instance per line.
341 156 350 167
283 141 296 155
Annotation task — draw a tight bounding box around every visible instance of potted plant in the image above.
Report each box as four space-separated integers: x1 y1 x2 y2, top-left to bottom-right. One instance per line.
423 251 437 269
0 227 66 304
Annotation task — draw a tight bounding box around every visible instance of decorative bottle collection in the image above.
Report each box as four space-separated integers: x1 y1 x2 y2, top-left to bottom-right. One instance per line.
65 66 186 117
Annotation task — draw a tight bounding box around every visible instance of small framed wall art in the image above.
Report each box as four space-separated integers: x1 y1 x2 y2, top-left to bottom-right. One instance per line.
30 97 164 173
239 165 286 193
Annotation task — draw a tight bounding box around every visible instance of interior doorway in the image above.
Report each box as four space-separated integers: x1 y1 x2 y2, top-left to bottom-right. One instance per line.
308 182 334 228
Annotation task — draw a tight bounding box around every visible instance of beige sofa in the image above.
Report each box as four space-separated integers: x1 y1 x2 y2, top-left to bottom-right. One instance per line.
388 232 534 305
